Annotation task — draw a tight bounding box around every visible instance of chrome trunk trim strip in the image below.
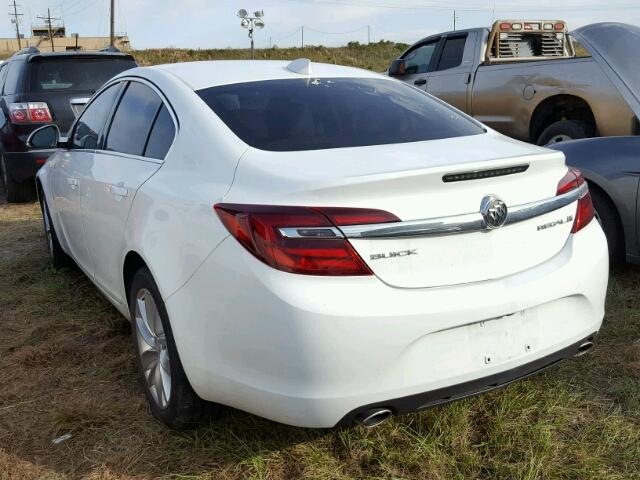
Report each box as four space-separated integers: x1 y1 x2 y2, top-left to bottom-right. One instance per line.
339 185 583 239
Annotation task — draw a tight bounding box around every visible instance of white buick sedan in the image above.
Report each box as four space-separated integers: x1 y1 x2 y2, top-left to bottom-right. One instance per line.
31 59 608 429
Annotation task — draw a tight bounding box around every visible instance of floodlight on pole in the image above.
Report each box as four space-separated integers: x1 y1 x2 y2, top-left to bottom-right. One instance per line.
237 9 265 60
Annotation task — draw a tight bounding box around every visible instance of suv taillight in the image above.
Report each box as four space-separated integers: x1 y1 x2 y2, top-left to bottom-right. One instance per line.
556 168 595 233
214 204 399 276
9 102 53 124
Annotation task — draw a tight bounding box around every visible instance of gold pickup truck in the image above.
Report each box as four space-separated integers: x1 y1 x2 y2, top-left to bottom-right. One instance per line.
388 21 640 145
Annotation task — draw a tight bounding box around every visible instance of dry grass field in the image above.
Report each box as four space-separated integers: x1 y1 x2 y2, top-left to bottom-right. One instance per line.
1 193 639 480
0 45 639 479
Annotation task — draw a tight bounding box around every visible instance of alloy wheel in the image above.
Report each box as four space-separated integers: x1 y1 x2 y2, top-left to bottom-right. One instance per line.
134 288 172 409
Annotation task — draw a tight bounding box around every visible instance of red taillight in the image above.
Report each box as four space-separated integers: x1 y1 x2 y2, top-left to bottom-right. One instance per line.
214 204 399 276
556 168 595 233
500 22 512 30
9 102 52 124
554 22 565 31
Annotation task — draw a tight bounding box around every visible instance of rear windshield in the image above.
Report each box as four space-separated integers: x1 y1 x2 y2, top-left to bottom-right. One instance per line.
197 77 484 151
29 57 136 93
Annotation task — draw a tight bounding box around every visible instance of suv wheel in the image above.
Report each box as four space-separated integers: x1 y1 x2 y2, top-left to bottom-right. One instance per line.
1 155 35 203
129 267 223 428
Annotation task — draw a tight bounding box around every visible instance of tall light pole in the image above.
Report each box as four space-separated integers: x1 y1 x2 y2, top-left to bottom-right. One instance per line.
238 9 265 59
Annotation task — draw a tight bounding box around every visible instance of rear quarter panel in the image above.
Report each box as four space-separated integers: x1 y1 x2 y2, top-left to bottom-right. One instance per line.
472 58 634 141
121 70 248 304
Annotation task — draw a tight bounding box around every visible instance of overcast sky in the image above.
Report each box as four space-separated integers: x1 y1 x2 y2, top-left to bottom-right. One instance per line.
2 0 640 49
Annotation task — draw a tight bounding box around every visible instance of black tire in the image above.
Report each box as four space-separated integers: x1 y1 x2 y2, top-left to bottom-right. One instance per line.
129 267 223 428
590 187 625 266
38 193 71 269
1 155 35 203
536 120 595 146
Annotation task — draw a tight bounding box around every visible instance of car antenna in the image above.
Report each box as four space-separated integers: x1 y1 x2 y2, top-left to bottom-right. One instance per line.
287 58 312 76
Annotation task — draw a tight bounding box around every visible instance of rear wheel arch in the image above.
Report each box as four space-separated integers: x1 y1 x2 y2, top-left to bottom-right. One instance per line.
530 94 596 143
123 251 149 302
587 180 625 265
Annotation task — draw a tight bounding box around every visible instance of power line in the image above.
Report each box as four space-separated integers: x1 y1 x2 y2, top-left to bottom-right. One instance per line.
304 25 368 35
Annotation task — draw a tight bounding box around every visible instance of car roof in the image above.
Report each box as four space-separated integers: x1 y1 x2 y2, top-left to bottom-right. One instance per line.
149 60 383 91
10 47 135 63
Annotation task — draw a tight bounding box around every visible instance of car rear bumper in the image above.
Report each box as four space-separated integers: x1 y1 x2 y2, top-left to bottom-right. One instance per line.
2 150 55 183
165 220 608 428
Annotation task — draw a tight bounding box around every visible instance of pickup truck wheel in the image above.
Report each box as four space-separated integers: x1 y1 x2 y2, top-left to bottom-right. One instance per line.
537 120 594 146
1 156 35 203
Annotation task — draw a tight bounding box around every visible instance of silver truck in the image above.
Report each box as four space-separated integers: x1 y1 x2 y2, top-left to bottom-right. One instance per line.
388 21 640 145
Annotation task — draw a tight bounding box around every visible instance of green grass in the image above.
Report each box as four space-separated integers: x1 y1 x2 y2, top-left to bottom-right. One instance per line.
132 41 407 71
0 200 639 479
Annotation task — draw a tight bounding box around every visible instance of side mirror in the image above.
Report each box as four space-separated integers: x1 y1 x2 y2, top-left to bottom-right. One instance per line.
388 59 407 76
27 124 61 149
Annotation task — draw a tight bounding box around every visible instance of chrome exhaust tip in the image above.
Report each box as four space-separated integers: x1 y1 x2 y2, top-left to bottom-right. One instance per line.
356 408 392 428
575 341 594 357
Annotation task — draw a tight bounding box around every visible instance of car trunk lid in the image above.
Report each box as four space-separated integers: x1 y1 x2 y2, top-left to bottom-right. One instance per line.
228 133 575 288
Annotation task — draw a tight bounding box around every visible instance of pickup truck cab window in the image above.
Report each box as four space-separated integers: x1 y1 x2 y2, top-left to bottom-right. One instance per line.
436 35 468 71
402 40 438 74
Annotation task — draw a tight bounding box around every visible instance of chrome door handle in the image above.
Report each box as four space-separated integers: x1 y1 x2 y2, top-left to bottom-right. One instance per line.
67 177 79 190
109 185 128 198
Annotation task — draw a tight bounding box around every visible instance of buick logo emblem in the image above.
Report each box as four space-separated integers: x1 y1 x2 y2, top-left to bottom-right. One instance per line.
480 195 508 229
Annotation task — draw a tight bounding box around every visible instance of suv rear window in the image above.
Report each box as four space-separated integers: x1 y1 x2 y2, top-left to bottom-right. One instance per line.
197 77 484 152
29 57 136 93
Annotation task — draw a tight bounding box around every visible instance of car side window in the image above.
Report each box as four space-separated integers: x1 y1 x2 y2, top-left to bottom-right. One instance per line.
70 83 121 150
3 60 23 95
0 63 8 94
105 82 162 157
435 35 467 71
402 41 438 75
144 105 176 160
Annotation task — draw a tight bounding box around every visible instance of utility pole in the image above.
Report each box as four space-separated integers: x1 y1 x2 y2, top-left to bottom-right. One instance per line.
301 25 304 48
8 0 23 49
367 25 371 45
453 10 457 31
110 0 115 47
37 8 61 52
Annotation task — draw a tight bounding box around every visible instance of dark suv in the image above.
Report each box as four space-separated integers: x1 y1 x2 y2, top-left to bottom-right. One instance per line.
0 47 137 202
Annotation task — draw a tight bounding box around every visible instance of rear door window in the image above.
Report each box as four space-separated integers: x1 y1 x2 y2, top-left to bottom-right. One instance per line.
436 35 467 71
29 57 136 93
105 82 163 157
71 83 122 150
144 105 175 159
